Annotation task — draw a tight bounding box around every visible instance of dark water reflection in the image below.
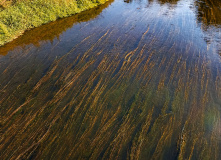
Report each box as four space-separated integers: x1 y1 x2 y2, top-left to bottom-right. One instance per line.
195 0 221 27
0 0 221 159
125 0 180 4
195 0 221 54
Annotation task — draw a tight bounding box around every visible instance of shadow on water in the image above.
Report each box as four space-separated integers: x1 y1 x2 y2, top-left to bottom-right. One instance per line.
0 0 114 55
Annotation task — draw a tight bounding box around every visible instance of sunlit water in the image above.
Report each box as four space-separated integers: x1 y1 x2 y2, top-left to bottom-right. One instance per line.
0 0 221 159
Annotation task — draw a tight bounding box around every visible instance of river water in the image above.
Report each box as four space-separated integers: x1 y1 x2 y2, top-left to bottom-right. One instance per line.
0 0 221 159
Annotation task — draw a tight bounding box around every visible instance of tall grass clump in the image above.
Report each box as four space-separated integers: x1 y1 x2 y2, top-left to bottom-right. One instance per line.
0 0 108 46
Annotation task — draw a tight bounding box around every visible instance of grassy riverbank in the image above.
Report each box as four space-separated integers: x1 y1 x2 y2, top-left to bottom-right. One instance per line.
0 0 108 46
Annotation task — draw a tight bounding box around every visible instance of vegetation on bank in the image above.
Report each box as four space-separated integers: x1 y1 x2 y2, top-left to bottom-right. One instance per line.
0 0 108 46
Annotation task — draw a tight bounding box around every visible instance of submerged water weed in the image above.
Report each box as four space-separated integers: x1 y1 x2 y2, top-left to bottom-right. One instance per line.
0 0 108 46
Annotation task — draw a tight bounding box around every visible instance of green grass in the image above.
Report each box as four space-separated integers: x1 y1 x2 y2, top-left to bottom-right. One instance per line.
0 0 108 46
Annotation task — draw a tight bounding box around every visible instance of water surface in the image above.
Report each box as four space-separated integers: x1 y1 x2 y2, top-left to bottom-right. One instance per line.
0 0 221 159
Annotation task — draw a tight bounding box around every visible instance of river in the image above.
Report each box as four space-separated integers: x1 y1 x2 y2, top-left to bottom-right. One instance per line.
0 0 221 159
